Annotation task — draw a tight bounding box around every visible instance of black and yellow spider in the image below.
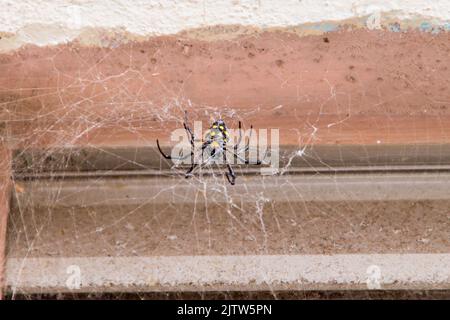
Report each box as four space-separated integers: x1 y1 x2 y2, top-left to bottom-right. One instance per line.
156 112 263 185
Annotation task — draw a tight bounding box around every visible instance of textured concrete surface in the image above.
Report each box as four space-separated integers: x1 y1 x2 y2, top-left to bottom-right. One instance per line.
6 254 450 294
12 173 450 206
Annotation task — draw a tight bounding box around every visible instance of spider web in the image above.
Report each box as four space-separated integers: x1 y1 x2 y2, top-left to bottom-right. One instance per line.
1 26 450 299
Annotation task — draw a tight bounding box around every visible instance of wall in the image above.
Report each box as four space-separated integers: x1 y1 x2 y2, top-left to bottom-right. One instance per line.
0 0 449 51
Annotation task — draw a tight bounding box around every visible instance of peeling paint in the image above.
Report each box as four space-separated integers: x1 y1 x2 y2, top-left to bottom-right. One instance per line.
0 1 449 52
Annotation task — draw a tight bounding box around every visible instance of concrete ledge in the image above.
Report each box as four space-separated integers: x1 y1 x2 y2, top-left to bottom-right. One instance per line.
14 172 450 207
12 144 450 174
7 254 450 294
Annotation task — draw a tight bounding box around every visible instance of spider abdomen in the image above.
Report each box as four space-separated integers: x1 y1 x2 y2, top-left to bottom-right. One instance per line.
205 120 229 157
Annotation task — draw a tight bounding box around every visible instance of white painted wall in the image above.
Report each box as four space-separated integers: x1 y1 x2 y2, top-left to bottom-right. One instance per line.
0 0 449 48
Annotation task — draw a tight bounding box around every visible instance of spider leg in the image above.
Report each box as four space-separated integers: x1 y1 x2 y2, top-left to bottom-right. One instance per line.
156 139 172 159
225 164 236 185
186 143 210 178
243 124 253 153
156 139 193 161
185 163 198 178
182 111 197 166
157 111 198 162
200 140 211 162
183 118 195 147
234 121 242 149
231 150 263 165
232 121 242 161
233 123 254 162
184 138 199 178
223 146 236 185
230 124 259 164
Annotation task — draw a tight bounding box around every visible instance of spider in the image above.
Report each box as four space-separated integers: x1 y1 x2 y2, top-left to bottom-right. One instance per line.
156 112 263 185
